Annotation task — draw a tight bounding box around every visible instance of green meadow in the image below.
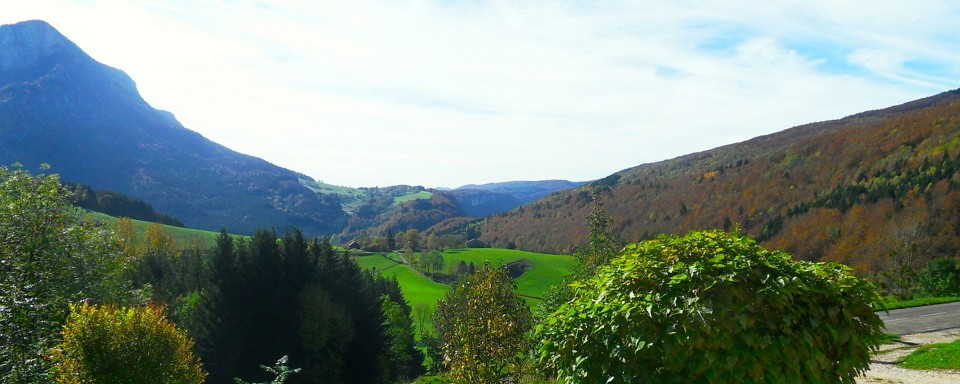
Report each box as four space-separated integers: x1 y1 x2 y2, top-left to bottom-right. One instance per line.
440 248 576 303
392 190 433 205
355 253 449 311
83 211 222 247
355 248 576 334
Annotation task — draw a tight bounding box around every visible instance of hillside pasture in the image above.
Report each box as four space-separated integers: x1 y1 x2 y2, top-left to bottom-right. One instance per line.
355 253 449 310
392 191 433 206
357 248 575 334
83 211 222 247
440 248 576 302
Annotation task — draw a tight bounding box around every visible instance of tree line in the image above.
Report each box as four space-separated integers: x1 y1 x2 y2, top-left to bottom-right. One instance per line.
1 165 423 383
65 181 185 227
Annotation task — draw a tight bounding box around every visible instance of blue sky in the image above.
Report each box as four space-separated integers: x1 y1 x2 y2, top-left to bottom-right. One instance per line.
3 1 959 188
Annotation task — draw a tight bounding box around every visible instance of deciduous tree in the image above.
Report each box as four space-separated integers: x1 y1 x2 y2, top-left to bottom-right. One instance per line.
433 264 531 382
0 165 131 383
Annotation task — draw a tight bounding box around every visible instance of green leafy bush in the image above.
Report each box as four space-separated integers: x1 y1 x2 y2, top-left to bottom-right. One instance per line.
51 303 206 384
918 257 960 297
0 165 131 383
536 229 885 383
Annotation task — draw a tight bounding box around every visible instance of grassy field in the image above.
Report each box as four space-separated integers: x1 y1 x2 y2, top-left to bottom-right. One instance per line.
880 296 960 311
355 248 575 333
83 211 223 247
356 253 449 334
439 248 576 304
299 178 367 213
356 253 449 307
392 191 433 206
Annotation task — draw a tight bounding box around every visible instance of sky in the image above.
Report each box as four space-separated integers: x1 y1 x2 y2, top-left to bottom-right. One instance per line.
3 1 959 188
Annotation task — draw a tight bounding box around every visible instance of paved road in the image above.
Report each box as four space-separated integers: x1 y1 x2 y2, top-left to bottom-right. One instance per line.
879 301 960 335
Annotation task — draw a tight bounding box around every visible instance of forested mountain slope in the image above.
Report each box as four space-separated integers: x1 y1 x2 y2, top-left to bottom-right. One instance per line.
480 90 960 272
0 20 345 234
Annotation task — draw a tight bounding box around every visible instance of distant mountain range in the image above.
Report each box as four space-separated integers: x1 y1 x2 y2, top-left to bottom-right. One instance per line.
479 90 960 272
448 180 585 218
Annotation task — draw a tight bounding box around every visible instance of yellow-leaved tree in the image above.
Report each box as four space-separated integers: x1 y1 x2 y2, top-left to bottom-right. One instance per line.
51 303 206 384
433 264 531 382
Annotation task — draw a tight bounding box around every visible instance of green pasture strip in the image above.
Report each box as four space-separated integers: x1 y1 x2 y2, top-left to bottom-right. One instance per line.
380 265 449 310
82 211 222 247
358 253 449 336
880 296 960 311
361 248 574 335
299 178 367 213
299 178 365 197
392 191 433 206
355 252 402 271
899 339 960 369
441 248 575 300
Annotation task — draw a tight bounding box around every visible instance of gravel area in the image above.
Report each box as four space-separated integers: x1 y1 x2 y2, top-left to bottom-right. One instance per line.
857 328 960 384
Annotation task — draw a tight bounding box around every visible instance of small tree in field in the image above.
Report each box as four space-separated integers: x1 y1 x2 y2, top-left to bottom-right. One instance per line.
433 264 531 382
536 229 885 384
51 303 206 384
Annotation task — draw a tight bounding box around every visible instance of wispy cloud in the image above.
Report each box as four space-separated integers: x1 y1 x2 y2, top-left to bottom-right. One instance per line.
3 1 958 187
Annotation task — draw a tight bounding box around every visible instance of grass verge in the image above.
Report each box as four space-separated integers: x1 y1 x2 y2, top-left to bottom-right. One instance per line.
881 296 960 311
899 339 960 369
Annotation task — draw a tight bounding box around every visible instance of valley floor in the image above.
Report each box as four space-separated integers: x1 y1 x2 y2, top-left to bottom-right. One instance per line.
858 329 960 384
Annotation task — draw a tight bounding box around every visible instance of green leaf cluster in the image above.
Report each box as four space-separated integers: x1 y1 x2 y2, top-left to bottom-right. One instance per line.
536 229 885 383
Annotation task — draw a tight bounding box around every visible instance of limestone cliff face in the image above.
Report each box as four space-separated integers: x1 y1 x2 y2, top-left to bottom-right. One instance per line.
1 20 80 73
0 20 346 235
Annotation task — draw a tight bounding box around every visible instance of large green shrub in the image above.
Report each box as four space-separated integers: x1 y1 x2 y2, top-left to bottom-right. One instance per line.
536 230 885 383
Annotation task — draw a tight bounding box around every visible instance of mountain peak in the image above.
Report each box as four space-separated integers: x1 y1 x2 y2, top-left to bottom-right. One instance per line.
0 20 84 74
0 20 347 235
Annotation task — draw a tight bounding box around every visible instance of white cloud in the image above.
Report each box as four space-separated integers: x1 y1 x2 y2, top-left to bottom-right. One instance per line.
848 48 908 75
2 1 958 187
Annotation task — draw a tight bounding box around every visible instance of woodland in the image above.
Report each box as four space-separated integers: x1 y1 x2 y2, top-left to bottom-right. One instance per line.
479 90 960 282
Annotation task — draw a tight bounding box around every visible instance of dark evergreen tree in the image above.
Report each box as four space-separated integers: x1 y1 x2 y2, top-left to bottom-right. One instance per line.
199 229 417 384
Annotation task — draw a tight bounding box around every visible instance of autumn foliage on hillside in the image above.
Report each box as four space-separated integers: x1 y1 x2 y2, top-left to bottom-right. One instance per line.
480 90 960 274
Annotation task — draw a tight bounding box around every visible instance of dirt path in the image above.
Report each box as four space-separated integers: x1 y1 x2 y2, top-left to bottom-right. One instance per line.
857 328 960 384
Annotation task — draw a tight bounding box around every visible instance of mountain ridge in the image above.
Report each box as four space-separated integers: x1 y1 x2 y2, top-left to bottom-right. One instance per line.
0 20 346 235
479 89 960 273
